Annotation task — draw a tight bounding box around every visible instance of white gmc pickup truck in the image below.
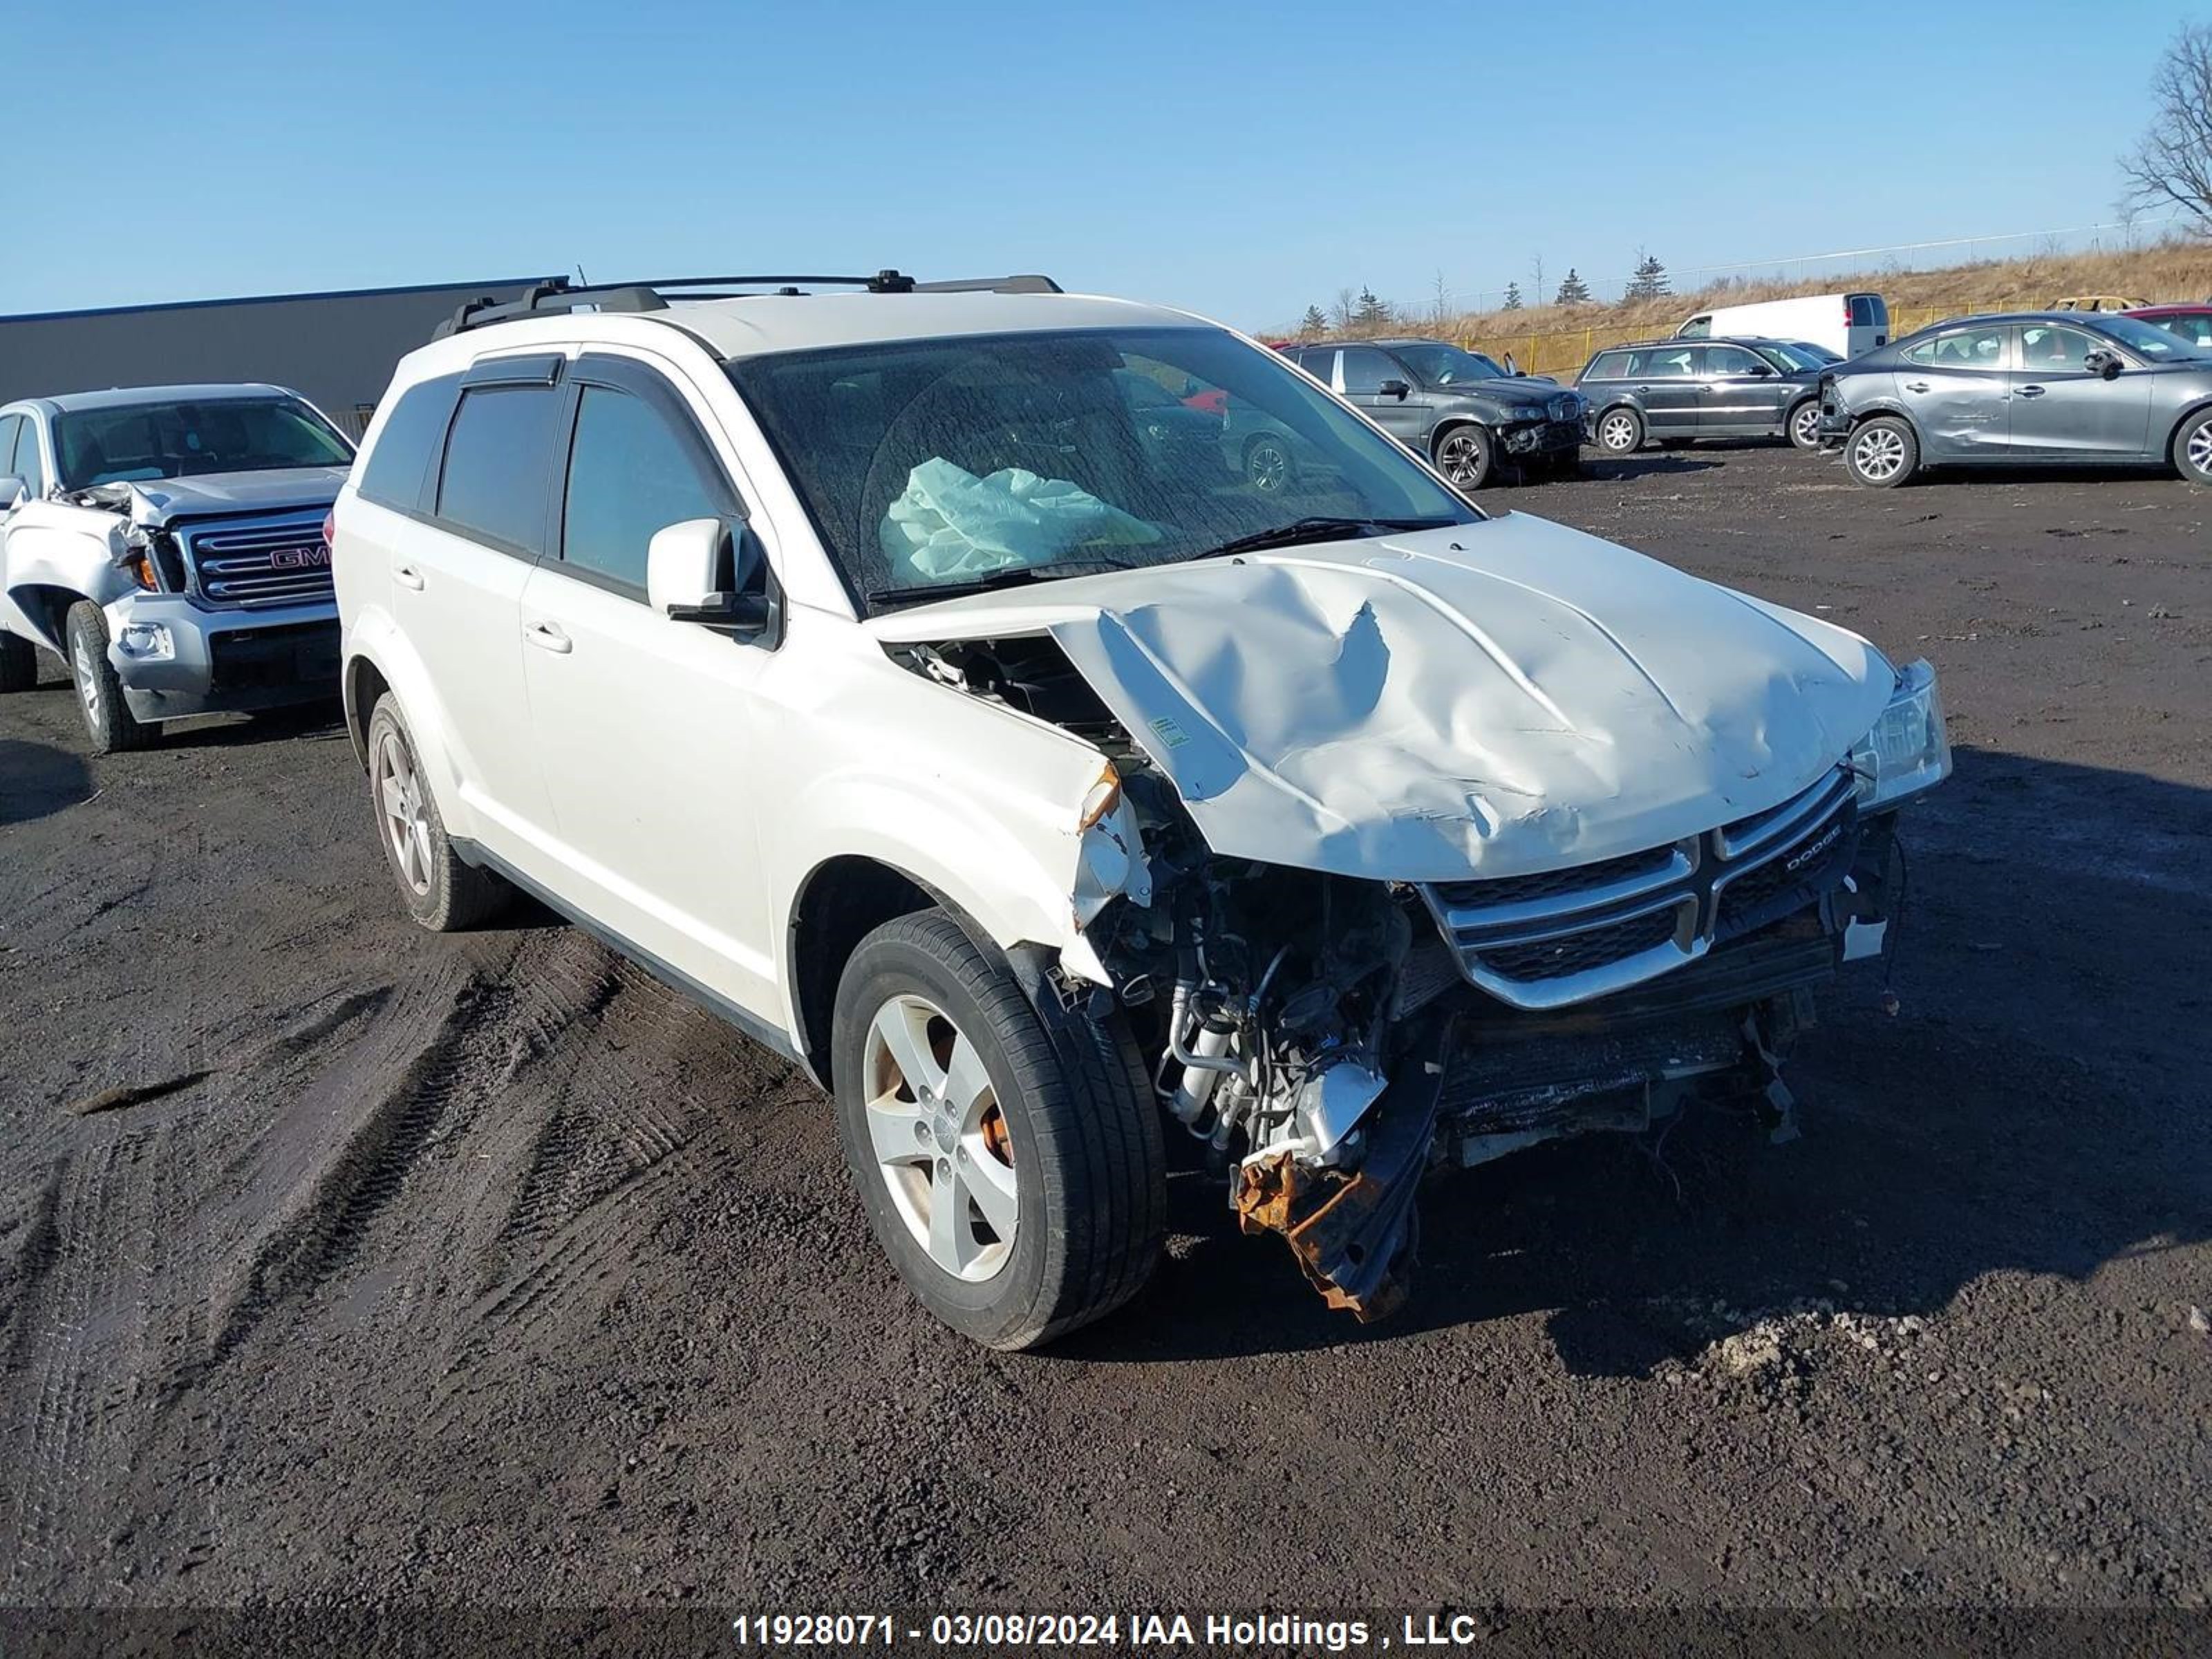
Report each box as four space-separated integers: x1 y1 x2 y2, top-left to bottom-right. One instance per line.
0 384 353 751
333 273 1951 1349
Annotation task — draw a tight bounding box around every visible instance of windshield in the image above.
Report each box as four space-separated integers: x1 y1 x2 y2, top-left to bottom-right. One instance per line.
55 397 353 489
2089 314 2206 363
729 326 1479 612
1388 342 1507 386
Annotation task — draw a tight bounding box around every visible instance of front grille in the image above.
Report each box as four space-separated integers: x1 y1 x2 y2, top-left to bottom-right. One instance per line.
178 512 334 609
1474 904 1685 982
1419 765 1857 1011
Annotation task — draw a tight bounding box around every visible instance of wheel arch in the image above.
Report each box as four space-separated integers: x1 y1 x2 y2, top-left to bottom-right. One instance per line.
3 583 88 654
2163 397 2212 461
787 854 973 1089
1428 414 1490 457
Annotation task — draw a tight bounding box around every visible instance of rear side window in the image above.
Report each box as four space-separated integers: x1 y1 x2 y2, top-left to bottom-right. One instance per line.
1640 346 1699 378
436 386 562 554
561 386 731 592
1585 351 1631 380
357 374 461 511
1902 327 2008 371
1297 348 1336 386
0 416 21 485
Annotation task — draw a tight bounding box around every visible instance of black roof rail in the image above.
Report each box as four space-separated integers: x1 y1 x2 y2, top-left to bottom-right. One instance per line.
433 270 1064 337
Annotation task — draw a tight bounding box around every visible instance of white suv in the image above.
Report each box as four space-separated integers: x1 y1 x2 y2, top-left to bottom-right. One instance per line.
334 272 1950 1349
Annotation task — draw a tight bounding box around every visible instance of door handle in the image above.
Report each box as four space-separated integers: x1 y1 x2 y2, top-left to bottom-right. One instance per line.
395 564 425 590
524 621 572 655
2016 384 2045 398
1904 382 1930 393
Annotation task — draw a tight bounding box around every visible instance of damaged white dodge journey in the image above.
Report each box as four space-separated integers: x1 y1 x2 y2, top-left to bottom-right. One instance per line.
333 272 1950 1349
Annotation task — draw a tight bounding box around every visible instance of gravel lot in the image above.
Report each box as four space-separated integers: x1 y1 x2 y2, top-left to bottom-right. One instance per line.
2 444 2208 1628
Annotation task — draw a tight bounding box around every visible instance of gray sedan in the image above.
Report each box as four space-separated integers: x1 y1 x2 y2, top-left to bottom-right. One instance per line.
1817 312 2212 487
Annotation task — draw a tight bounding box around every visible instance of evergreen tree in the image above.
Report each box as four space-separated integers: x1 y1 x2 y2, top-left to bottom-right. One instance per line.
1299 304 1328 338
1353 285 1391 330
1501 282 1524 312
1624 253 1672 302
1554 268 1593 306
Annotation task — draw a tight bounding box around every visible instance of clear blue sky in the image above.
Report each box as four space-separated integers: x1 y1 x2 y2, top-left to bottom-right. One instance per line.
6 0 2197 329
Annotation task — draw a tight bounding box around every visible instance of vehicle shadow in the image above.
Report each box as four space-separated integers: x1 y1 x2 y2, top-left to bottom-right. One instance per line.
1900 462 2183 489
1049 746 2212 1371
157 699 351 751
1579 453 1725 482
0 738 93 825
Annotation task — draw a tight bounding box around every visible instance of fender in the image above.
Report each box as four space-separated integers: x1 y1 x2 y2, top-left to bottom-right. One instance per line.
339 610 484 844
2 519 128 650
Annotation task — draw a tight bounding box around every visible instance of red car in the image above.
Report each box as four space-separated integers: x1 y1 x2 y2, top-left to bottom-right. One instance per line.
2125 305 2212 352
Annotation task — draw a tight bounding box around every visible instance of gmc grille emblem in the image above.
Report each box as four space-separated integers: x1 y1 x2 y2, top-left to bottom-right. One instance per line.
267 543 331 570
1784 822 1842 874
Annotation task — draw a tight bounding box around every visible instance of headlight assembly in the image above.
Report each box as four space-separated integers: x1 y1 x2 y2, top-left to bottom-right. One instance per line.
1851 657 1951 810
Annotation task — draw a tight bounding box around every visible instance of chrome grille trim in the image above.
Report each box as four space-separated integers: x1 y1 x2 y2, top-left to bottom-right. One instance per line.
177 510 335 610
1418 765 1855 1011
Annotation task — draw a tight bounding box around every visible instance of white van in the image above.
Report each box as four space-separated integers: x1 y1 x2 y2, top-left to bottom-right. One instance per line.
1676 293 1888 359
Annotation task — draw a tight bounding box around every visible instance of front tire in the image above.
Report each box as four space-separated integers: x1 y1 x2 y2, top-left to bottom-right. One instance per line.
2174 408 2212 487
0 631 36 693
1433 424 1494 490
365 694 512 931
1787 399 1823 451
1846 415 1920 487
1595 406 1643 454
64 601 154 754
831 910 1165 1350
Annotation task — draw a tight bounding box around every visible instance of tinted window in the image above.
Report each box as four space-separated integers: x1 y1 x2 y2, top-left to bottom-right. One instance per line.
436 386 561 554
0 417 21 487
1849 295 1887 326
1640 345 1700 378
2018 325 2097 371
1704 346 1763 376
1902 327 2008 371
1297 348 1336 386
358 374 461 511
1338 347 1401 393
1585 351 1632 380
561 386 730 591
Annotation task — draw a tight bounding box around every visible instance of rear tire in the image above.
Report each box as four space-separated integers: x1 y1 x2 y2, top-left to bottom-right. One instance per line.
1595 406 1643 454
1845 415 1919 487
0 631 36 693
64 601 154 754
2174 408 2212 487
1242 431 1295 496
831 910 1165 1350
365 694 512 932
1432 424 1494 491
1787 399 1823 451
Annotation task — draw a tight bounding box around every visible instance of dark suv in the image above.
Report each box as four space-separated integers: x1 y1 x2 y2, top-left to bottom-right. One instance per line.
1576 337 1826 456
1278 339 1584 489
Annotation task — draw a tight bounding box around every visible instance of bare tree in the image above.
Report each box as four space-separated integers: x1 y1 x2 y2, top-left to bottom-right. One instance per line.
1430 270 1453 329
2119 22 2212 237
1331 287 1356 330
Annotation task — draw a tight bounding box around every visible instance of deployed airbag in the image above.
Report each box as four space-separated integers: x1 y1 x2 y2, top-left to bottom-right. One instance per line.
881 459 1160 583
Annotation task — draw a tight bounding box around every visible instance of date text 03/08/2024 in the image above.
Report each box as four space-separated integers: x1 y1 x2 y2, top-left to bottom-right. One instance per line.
730 1611 1523 1649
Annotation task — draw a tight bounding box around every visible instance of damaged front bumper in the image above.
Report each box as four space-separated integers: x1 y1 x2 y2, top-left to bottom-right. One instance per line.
103 592 341 722
1219 811 1906 1320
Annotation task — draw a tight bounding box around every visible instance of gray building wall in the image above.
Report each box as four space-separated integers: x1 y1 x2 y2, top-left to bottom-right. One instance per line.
0 278 552 437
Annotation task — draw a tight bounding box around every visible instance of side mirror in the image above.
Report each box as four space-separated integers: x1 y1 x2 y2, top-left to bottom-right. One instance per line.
1377 378 1411 400
1743 362 1774 377
2085 350 2122 380
0 476 26 512
648 517 774 639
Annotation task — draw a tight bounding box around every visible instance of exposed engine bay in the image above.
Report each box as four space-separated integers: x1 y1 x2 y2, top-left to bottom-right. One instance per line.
892 628 1910 1322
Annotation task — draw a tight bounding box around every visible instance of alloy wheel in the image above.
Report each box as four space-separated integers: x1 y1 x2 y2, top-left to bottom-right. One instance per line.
1791 404 1821 448
1436 430 1485 484
1851 426 1907 482
2188 416 2212 479
374 730 435 897
861 993 1018 1282
1246 437 1289 494
1599 412 1637 452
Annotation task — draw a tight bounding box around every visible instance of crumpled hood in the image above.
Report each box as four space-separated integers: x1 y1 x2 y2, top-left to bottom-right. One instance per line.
110 467 349 525
1462 377 1561 411
867 515 1895 882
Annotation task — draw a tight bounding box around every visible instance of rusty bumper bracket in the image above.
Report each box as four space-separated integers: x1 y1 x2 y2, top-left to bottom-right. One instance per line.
1231 1058 1444 1322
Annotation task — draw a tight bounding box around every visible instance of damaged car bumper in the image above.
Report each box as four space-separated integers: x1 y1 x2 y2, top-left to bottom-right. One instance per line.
102 591 340 721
